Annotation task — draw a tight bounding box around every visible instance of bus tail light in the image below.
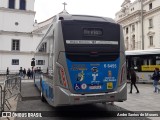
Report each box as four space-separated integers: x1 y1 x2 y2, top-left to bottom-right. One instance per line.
60 68 68 88
56 62 68 88
119 63 126 86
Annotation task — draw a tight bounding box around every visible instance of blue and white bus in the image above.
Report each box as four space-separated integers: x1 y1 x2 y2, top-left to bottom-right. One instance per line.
33 14 127 107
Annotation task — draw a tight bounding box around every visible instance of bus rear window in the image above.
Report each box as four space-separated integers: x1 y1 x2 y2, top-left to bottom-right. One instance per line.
61 20 120 53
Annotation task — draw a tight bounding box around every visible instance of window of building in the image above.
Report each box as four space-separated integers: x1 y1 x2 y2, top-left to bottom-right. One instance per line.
132 35 135 49
36 60 45 65
149 3 152 10
149 36 153 46
38 42 47 52
125 37 129 50
12 59 19 65
131 7 134 11
9 0 15 9
20 0 26 10
132 24 135 32
149 18 153 28
15 22 19 26
12 40 20 51
126 27 128 34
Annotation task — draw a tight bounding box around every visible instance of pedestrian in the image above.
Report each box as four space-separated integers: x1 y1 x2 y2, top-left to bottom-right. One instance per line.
129 68 139 94
6 67 9 75
19 67 23 78
23 68 26 78
38 67 42 73
27 68 31 79
30 67 34 79
152 68 160 93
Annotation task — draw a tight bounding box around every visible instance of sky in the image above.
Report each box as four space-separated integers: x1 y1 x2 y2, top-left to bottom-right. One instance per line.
34 0 135 23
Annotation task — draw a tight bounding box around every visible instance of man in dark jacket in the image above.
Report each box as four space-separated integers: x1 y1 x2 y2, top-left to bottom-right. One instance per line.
129 68 139 94
152 68 160 93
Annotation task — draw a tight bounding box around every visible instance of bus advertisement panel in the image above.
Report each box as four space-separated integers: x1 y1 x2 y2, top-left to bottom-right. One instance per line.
67 58 119 93
141 65 160 71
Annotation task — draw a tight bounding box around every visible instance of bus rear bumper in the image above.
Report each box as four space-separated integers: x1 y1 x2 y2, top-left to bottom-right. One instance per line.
54 83 127 106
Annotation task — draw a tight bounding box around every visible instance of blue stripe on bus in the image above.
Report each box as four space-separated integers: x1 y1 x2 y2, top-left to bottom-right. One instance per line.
41 80 54 99
66 58 120 93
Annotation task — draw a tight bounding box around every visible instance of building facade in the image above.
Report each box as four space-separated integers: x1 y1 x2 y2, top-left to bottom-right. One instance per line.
115 0 160 50
0 0 68 74
0 0 43 74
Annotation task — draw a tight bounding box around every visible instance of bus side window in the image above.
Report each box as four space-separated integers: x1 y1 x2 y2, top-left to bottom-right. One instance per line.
131 57 141 71
143 59 147 65
156 60 160 65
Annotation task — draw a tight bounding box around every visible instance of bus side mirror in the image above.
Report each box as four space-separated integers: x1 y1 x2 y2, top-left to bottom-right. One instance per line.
31 61 35 66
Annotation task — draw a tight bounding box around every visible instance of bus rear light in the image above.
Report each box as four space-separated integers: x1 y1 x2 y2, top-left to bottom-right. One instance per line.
56 62 68 88
60 67 68 88
119 63 126 86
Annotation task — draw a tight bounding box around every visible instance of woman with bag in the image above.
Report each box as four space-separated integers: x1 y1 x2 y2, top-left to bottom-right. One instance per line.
152 68 160 93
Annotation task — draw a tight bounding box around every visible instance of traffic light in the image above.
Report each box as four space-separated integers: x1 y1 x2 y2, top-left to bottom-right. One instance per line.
31 58 35 66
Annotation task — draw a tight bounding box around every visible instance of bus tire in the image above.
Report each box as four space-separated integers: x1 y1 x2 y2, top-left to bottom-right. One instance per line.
40 90 46 102
40 79 46 102
34 79 37 87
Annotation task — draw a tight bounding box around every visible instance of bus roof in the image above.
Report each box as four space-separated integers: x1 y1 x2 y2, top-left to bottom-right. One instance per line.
125 49 160 56
56 14 117 24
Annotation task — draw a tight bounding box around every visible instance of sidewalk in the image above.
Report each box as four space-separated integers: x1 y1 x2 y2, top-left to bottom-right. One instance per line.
1 78 34 120
115 83 160 120
1 96 18 120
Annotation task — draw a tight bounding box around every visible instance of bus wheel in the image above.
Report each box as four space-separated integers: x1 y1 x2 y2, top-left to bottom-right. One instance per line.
40 90 46 102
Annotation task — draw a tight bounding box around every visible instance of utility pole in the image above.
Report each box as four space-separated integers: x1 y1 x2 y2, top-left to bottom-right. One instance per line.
141 0 144 50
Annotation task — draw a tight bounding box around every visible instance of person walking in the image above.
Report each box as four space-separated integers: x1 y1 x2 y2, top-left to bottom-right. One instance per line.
152 68 160 93
27 68 31 79
19 67 23 78
6 67 9 75
129 68 139 94
23 68 26 78
30 67 33 79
